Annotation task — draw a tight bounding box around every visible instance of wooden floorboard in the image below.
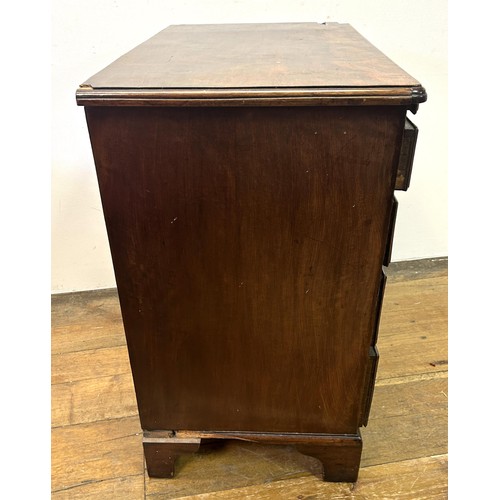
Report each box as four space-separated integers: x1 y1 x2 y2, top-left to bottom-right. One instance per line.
172 455 448 499
51 257 448 499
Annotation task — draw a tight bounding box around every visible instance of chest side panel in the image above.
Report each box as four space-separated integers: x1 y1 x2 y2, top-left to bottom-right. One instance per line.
86 105 404 433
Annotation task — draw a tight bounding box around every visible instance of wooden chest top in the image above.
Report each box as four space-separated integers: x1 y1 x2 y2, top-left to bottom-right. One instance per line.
77 23 426 107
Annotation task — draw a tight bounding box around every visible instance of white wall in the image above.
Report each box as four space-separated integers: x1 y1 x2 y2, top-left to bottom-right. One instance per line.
51 0 447 293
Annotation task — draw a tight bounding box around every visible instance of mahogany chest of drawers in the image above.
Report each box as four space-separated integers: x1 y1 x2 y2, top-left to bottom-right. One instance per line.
77 22 426 482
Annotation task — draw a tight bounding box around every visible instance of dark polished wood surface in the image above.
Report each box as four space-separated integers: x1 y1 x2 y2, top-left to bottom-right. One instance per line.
86 105 405 436
82 23 420 89
77 23 426 107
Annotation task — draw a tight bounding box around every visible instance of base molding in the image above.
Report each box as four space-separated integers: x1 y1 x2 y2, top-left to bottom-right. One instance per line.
143 429 363 482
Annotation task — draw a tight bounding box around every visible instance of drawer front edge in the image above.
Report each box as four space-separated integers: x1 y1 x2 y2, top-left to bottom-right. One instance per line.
395 117 418 191
383 196 399 266
370 269 387 346
360 345 379 427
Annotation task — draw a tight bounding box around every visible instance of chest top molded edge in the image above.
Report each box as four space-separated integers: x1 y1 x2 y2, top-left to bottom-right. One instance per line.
76 22 426 108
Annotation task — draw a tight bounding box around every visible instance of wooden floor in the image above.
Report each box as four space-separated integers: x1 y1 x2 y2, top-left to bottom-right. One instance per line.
51 258 448 499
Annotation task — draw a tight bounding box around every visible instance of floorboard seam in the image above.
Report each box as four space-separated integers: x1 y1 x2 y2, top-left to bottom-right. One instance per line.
51 341 127 357
360 452 448 471
51 414 140 430
376 370 448 386
51 370 133 386
52 472 144 493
